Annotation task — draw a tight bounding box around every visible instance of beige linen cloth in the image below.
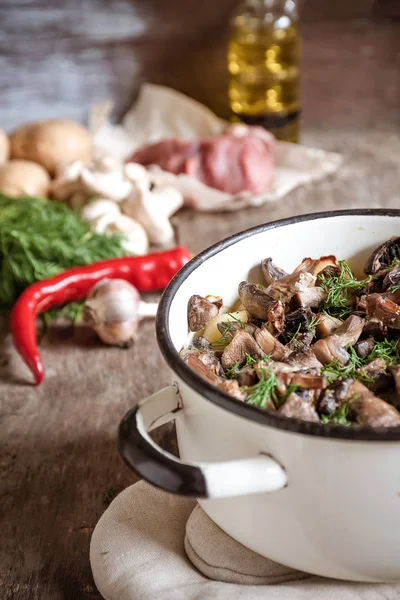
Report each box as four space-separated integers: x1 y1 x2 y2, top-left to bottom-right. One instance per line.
90 481 399 600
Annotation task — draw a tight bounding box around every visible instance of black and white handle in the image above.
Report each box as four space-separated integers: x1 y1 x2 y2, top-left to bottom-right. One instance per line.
118 385 287 499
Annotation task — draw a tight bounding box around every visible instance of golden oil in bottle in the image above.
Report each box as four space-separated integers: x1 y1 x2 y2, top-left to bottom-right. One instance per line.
228 0 300 142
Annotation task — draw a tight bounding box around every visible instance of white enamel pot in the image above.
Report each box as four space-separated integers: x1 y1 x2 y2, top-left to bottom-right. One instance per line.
119 210 400 582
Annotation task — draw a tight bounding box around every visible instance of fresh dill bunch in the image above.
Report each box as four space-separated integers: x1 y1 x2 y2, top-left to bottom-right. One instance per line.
0 195 128 309
319 260 370 319
321 401 351 426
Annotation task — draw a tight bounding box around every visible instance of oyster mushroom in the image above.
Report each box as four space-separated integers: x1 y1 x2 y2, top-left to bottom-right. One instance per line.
294 255 339 277
185 354 223 386
221 330 265 370
364 237 400 274
348 381 400 427
187 295 220 332
267 271 316 303
357 358 391 392
261 258 288 286
285 348 323 371
279 392 320 422
366 294 400 329
219 379 246 401
313 315 364 365
81 198 121 222
315 313 343 338
354 337 374 358
254 327 288 360
292 287 327 309
382 265 400 291
238 282 285 323
318 378 353 416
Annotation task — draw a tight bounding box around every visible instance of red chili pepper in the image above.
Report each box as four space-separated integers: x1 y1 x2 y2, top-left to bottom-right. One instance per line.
11 246 191 385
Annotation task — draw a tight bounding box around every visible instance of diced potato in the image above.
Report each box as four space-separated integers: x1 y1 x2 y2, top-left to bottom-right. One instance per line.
203 310 248 343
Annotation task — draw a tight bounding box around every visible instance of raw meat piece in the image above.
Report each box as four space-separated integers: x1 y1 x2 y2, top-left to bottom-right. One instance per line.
129 124 275 195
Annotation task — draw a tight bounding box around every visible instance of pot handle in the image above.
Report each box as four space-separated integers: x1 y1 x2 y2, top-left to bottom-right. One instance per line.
118 384 287 499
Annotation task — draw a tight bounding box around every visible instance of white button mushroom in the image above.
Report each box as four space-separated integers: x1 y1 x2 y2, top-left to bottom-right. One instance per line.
92 212 148 256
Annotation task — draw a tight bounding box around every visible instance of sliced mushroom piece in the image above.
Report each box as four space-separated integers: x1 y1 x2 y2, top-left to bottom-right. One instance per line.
315 313 343 339
267 271 316 303
282 308 313 342
389 365 400 397
294 255 339 277
357 358 391 392
279 392 320 422
313 315 364 365
254 327 288 360
287 331 314 353
354 337 374 358
266 299 285 335
191 336 211 350
261 258 288 286
364 237 400 274
292 287 327 309
217 320 257 343
187 295 220 332
219 379 247 401
235 365 257 387
285 347 323 371
382 266 400 291
238 281 284 322
290 372 327 389
363 317 388 339
205 294 223 310
181 348 224 377
185 354 223 386
348 381 400 427
221 330 265 370
366 295 400 329
318 378 353 416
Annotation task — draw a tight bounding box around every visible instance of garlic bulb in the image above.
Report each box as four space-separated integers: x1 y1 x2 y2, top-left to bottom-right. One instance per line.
83 279 158 347
91 213 148 256
83 279 141 347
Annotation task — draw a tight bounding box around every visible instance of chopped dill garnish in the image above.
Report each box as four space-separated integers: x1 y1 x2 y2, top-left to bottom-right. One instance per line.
275 384 299 408
244 366 279 409
225 362 241 379
257 283 264 290
389 257 400 268
319 260 370 319
321 346 364 384
211 315 246 350
321 400 352 426
390 282 400 292
307 314 321 331
245 353 257 366
367 338 399 365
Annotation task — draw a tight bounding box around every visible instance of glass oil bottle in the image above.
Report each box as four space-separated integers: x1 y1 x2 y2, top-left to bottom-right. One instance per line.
228 0 300 142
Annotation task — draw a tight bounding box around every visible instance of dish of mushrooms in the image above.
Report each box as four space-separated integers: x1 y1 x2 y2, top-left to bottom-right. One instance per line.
181 238 400 428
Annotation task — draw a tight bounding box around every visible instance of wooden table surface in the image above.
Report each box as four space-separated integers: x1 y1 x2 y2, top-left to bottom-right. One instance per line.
1 9 400 600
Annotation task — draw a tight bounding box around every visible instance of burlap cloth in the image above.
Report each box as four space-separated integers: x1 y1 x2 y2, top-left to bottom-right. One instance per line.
90 481 398 600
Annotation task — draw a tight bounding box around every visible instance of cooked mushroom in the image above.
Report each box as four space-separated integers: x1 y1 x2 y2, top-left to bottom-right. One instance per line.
366 294 400 329
284 308 314 338
363 317 388 339
382 266 400 291
364 237 400 274
217 320 257 342
267 271 316 303
285 348 323 371
289 372 327 389
181 347 224 377
318 378 353 415
348 381 400 427
205 295 223 310
221 329 265 370
357 358 391 392
287 331 314 352
279 392 320 422
354 337 374 358
187 295 220 332
236 365 258 387
315 313 343 338
291 287 327 309
219 379 247 401
313 315 364 365
254 327 288 360
261 258 288 286
294 255 339 277
238 282 285 323
185 354 223 386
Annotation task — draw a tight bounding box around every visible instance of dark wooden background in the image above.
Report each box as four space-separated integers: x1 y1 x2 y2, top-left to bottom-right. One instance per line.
1 1 400 600
1 0 399 131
